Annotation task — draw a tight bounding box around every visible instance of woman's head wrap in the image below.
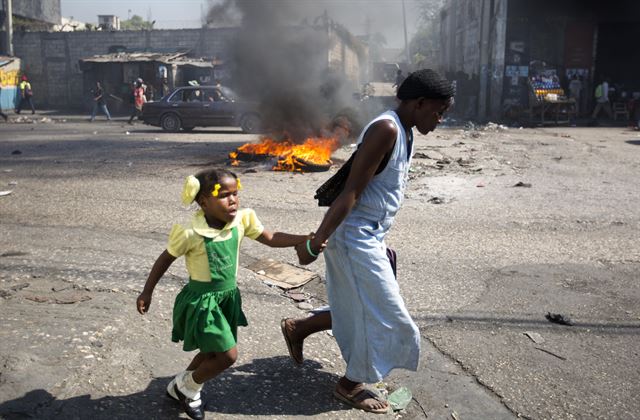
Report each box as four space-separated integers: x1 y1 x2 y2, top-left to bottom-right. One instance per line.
397 69 455 101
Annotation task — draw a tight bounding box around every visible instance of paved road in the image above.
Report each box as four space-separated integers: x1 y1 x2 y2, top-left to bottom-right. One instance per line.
0 116 638 419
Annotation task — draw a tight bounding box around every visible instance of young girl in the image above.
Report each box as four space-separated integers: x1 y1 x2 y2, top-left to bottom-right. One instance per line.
137 168 313 420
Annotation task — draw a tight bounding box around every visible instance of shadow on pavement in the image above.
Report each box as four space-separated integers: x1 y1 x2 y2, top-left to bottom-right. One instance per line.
625 140 640 146
0 357 346 419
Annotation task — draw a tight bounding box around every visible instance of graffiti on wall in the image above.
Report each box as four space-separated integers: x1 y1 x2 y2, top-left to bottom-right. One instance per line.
0 69 20 87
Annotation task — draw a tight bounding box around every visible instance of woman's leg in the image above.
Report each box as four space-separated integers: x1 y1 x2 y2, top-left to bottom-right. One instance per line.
281 310 331 363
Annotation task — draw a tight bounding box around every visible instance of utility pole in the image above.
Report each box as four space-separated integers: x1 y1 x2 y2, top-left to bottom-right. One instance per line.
3 0 13 56
402 0 411 71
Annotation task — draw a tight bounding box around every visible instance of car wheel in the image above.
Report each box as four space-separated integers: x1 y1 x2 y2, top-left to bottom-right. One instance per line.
182 126 195 132
161 113 181 132
240 113 262 134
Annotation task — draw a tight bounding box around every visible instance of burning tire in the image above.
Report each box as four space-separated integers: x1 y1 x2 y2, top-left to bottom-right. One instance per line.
240 113 262 134
161 113 182 132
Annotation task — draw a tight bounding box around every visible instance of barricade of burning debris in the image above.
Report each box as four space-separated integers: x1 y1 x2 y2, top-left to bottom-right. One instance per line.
229 116 352 173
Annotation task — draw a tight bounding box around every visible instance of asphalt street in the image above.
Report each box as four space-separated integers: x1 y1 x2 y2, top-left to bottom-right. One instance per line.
0 115 639 419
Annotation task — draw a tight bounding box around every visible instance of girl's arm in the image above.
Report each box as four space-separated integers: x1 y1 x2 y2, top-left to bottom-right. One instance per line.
136 250 177 314
296 120 397 264
255 230 308 248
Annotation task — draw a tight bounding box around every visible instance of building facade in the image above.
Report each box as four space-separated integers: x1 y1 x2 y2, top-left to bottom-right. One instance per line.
437 0 640 121
11 25 365 109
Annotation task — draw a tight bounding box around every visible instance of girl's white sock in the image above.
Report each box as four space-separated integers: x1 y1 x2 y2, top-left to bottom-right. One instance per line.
177 370 203 400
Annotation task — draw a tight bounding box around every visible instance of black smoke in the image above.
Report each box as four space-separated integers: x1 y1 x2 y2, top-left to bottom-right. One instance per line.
206 0 360 142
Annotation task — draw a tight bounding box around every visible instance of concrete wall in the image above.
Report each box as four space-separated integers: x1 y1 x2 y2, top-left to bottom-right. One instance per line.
0 0 61 24
12 28 236 108
12 26 363 109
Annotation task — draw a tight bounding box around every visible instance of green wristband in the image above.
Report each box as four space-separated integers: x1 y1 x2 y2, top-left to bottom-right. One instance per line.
306 239 318 258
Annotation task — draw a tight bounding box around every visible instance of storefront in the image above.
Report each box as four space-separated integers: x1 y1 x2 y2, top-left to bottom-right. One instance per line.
501 0 640 122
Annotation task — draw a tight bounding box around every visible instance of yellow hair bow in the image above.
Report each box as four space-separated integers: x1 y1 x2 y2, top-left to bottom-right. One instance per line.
237 178 242 190
181 175 200 206
212 183 221 197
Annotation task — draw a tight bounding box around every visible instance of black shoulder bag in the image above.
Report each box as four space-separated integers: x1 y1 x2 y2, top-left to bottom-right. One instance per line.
314 147 391 207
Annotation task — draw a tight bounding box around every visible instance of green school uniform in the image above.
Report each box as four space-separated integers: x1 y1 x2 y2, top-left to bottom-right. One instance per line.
168 209 264 353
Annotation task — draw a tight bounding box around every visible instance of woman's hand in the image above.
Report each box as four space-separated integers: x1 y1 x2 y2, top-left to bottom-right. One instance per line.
295 234 327 265
136 291 152 314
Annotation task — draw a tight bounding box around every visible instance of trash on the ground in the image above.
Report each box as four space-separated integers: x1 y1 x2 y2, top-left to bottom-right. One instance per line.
374 381 389 397
248 258 319 289
283 291 307 302
451 411 460 420
125 131 130 135
297 302 313 310
534 346 567 360
427 196 445 204
0 190 12 196
523 331 545 344
11 150 21 155
326 329 333 337
476 182 485 188
388 386 412 411
513 181 532 188
24 294 92 304
545 312 574 326
311 305 330 313
8 181 17 186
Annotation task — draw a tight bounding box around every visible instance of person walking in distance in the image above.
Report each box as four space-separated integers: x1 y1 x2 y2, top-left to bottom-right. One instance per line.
16 75 35 115
89 81 112 122
128 78 146 124
591 77 613 121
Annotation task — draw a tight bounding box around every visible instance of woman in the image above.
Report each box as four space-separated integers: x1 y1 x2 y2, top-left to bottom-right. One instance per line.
283 69 455 414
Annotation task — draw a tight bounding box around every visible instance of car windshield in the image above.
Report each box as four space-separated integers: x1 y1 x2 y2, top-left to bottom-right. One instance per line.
220 87 237 101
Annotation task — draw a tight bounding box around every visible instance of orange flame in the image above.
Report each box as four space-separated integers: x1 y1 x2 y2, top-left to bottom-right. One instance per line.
230 136 340 172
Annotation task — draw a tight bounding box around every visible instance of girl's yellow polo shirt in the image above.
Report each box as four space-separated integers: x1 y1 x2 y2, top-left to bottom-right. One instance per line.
166 208 264 282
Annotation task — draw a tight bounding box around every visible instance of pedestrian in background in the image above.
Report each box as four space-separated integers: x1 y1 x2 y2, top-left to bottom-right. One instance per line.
128 78 146 124
16 75 35 115
89 81 112 122
392 69 405 93
591 77 613 121
568 74 582 116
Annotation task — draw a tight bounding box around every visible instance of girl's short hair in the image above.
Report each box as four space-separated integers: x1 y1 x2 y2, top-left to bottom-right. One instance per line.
194 168 237 201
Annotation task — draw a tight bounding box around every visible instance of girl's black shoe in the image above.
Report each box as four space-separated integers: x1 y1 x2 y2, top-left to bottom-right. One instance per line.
173 384 204 420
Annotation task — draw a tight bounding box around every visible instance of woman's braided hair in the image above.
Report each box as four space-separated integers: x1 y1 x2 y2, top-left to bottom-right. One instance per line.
397 69 455 101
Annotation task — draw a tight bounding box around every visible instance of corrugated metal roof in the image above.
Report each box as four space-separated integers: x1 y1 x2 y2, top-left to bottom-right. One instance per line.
79 52 221 67
0 56 17 67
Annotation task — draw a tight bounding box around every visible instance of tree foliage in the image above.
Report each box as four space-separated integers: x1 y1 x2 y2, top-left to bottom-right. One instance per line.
120 15 153 30
409 0 446 67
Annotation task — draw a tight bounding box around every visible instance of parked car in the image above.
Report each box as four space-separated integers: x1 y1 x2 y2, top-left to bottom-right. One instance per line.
140 85 263 133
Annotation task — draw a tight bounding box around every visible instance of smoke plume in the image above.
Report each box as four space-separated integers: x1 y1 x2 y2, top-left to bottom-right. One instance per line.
206 0 360 142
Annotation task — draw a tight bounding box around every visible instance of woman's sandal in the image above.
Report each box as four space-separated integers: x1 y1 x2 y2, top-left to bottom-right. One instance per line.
333 383 389 414
280 318 303 365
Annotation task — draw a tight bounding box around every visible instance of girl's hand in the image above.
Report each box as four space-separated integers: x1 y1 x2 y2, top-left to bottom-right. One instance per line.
295 235 327 265
136 291 152 314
